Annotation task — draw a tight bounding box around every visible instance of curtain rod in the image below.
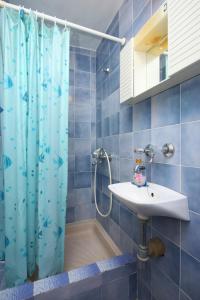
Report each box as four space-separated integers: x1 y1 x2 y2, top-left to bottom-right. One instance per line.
0 0 126 46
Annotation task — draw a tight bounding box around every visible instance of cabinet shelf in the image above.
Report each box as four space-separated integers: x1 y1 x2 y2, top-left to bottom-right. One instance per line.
128 59 200 104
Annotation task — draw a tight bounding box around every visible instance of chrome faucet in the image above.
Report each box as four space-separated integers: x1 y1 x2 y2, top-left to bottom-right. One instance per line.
92 148 112 165
134 144 155 163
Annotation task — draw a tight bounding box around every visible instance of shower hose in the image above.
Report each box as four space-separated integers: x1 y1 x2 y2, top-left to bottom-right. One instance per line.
94 151 113 218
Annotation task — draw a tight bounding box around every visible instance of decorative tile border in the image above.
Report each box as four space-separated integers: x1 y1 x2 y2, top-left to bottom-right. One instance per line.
0 254 136 300
68 263 100 283
33 272 69 296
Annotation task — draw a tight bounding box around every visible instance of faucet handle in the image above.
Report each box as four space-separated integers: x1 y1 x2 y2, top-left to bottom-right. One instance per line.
162 143 175 158
134 148 145 154
134 144 155 163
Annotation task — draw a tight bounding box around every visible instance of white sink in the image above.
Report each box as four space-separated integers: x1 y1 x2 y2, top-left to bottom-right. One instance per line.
108 182 190 221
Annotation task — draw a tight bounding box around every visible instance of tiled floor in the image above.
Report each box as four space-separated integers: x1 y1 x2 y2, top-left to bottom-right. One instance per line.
64 220 121 271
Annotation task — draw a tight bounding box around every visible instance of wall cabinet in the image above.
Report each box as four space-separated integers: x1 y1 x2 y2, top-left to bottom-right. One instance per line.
120 0 200 103
168 0 200 76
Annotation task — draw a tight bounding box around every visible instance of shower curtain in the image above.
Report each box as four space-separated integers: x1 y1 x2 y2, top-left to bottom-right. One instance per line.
0 8 70 287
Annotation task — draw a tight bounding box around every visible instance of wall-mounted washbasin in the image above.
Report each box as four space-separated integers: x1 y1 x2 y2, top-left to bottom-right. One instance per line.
108 182 190 221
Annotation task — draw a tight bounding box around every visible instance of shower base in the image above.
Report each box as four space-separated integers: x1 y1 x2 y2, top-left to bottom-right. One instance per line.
64 219 121 271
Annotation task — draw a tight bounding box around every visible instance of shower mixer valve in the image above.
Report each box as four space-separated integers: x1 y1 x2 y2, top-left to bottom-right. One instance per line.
134 144 155 163
92 148 112 165
134 143 175 162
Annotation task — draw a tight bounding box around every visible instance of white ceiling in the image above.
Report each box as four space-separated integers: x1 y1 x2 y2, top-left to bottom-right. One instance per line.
7 0 124 50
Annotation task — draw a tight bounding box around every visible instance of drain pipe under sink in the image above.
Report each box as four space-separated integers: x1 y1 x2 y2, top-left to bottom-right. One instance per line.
137 215 166 261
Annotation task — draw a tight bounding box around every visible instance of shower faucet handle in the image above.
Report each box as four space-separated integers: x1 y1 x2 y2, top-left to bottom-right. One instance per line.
134 148 145 154
162 143 175 158
134 144 155 163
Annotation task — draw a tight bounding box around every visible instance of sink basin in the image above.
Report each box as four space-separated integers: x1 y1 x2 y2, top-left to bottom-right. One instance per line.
108 182 190 221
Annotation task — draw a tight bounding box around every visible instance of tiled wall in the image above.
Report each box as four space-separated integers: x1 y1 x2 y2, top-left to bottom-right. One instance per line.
67 46 96 223
96 0 200 299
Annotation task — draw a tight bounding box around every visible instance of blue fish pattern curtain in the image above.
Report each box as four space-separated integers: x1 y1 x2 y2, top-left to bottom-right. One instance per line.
0 8 69 287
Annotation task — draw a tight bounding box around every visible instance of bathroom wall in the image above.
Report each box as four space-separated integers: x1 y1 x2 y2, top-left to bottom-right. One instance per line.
67 46 96 223
96 0 200 299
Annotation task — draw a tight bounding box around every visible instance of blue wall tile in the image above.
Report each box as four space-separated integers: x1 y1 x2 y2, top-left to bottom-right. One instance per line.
74 203 95 221
119 133 133 159
119 0 133 39
133 98 151 131
69 121 75 138
111 135 119 156
138 260 151 291
151 266 179 300
75 53 90 72
151 163 180 192
108 218 121 247
180 290 192 300
133 1 151 36
181 122 200 167
119 227 136 255
111 157 120 182
181 211 200 261
133 0 149 21
110 46 120 72
102 117 110 137
181 250 200 300
111 197 120 225
75 155 91 172
71 288 102 300
120 103 133 133
70 69 75 86
75 71 90 89
102 275 130 300
129 273 137 300
151 86 180 128
69 86 75 104
109 67 120 95
119 204 135 240
74 139 91 155
74 188 92 206
151 124 180 165
181 75 200 123
152 216 180 245
182 167 200 214
151 229 180 285
91 56 96 74
119 158 133 182
110 112 120 135
75 87 91 105
68 155 75 173
107 12 119 37
69 104 75 122
74 172 91 189
70 48 94 217
138 276 151 300
132 213 140 244
75 122 91 138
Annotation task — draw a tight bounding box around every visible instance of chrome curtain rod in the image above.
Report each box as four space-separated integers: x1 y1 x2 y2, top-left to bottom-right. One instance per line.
0 0 126 46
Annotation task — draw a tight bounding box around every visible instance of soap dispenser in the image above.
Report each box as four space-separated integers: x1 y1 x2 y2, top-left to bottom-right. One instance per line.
132 159 147 187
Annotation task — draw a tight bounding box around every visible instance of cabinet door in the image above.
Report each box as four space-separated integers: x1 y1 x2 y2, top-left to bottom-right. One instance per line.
168 0 200 76
120 38 134 103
